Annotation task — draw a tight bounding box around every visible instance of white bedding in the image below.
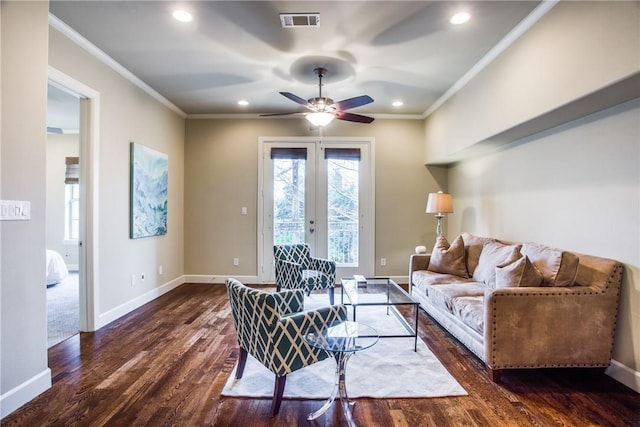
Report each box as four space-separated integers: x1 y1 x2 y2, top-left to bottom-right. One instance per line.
46 249 68 286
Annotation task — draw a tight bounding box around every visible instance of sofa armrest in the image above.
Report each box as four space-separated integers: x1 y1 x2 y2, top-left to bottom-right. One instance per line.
485 265 622 371
409 254 431 280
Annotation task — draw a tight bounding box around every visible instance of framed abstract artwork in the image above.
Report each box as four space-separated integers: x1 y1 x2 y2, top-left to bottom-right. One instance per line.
130 142 168 239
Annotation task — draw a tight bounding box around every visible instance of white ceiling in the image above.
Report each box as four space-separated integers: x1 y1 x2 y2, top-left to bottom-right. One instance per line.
48 1 541 126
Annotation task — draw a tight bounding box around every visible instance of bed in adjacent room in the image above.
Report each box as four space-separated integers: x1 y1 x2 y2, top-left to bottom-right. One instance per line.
46 249 69 287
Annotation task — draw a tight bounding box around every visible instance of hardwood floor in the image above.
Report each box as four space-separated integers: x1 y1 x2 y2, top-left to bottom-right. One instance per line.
3 283 639 426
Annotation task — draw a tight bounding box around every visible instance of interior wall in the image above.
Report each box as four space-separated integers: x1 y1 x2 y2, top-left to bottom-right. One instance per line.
46 133 79 268
47 28 185 319
447 98 640 379
425 1 640 163
422 1 640 388
184 118 433 281
0 0 52 416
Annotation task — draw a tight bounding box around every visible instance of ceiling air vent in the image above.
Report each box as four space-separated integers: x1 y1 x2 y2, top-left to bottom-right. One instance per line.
280 13 320 28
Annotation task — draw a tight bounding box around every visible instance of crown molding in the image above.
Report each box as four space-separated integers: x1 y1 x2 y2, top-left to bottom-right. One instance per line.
423 0 558 118
49 13 187 118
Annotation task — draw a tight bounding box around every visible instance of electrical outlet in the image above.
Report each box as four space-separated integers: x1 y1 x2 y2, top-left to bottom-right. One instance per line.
141 274 145 282
233 258 239 266
381 258 387 266
159 265 163 275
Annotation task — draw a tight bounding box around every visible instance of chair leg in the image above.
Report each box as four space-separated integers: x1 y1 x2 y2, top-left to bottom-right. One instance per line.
329 287 335 305
236 347 248 379
271 375 287 416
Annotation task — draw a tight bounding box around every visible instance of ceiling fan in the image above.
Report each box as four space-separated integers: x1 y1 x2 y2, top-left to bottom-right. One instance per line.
261 67 375 126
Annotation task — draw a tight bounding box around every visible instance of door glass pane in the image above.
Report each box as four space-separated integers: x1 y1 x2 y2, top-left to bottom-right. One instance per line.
327 158 359 266
273 158 306 245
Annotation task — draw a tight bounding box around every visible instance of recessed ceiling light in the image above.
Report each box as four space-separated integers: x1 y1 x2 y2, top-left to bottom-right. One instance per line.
450 12 471 25
172 10 193 23
237 100 249 106
392 100 404 107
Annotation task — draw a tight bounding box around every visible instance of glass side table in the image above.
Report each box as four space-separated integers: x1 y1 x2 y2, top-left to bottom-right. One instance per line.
305 321 378 427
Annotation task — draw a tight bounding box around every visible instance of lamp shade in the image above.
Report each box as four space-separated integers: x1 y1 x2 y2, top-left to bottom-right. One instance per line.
306 111 335 127
426 191 453 214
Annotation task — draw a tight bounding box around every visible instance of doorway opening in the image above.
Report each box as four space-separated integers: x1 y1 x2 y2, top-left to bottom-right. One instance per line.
47 67 100 340
46 83 81 347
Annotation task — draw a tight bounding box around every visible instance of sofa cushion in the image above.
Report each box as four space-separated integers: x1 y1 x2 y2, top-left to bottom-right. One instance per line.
412 270 475 297
427 235 469 278
521 242 579 287
451 296 485 334
427 282 485 313
461 233 495 276
495 255 544 288
472 241 522 288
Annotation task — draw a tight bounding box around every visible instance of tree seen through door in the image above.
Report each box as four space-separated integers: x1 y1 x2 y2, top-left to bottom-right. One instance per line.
273 154 359 266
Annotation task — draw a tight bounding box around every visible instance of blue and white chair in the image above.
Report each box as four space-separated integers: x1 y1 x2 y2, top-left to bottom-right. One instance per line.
226 278 347 416
273 244 336 305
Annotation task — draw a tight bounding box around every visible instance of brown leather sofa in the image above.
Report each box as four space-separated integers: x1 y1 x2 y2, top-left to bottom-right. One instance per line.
409 232 623 381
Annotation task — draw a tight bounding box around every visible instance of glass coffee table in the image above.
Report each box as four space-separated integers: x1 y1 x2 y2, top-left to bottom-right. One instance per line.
341 277 419 351
305 321 378 427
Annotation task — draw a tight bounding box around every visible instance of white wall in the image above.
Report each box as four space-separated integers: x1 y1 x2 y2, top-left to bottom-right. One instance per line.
46 133 79 269
1 0 52 417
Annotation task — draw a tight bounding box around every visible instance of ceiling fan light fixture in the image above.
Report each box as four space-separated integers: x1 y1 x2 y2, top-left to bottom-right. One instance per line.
306 111 335 127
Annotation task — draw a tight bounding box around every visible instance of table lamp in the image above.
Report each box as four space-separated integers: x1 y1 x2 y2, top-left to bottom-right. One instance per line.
426 191 453 236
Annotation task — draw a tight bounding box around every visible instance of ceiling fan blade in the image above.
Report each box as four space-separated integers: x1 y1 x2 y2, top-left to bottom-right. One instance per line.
260 112 305 117
280 92 315 110
336 111 375 124
332 95 374 111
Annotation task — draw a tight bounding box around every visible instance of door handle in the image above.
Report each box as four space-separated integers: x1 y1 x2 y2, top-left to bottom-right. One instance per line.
310 228 315 234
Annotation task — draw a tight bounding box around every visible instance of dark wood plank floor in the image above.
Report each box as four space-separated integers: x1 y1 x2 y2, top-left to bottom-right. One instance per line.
3 283 638 426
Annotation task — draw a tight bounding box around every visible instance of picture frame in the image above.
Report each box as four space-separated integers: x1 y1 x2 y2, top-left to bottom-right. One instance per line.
130 142 168 239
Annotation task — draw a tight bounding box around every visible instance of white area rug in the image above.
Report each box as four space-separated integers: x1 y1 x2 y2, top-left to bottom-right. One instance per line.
222 293 467 399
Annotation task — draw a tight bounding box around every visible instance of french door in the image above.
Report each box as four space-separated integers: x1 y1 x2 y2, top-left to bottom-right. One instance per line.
258 137 374 284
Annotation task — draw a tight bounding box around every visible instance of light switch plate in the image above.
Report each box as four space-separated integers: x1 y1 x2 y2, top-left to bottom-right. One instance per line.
0 200 31 220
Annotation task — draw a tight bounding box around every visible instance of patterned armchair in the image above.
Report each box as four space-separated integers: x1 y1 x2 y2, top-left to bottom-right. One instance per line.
226 278 348 416
273 244 336 305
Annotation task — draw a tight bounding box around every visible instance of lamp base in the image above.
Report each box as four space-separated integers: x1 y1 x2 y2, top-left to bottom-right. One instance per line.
435 214 444 237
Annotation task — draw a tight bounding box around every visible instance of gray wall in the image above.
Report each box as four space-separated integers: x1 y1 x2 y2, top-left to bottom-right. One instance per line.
48 27 186 318
448 100 640 374
1 1 186 416
1 0 52 416
185 118 435 280
425 1 640 386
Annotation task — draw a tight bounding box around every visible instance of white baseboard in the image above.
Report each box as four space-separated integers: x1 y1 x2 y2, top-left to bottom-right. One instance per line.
184 274 258 284
97 276 186 329
606 359 640 393
0 368 52 419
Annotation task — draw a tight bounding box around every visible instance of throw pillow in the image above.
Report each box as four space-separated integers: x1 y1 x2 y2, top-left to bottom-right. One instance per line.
520 242 579 287
495 255 544 288
472 241 522 288
461 233 495 276
427 235 469 278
